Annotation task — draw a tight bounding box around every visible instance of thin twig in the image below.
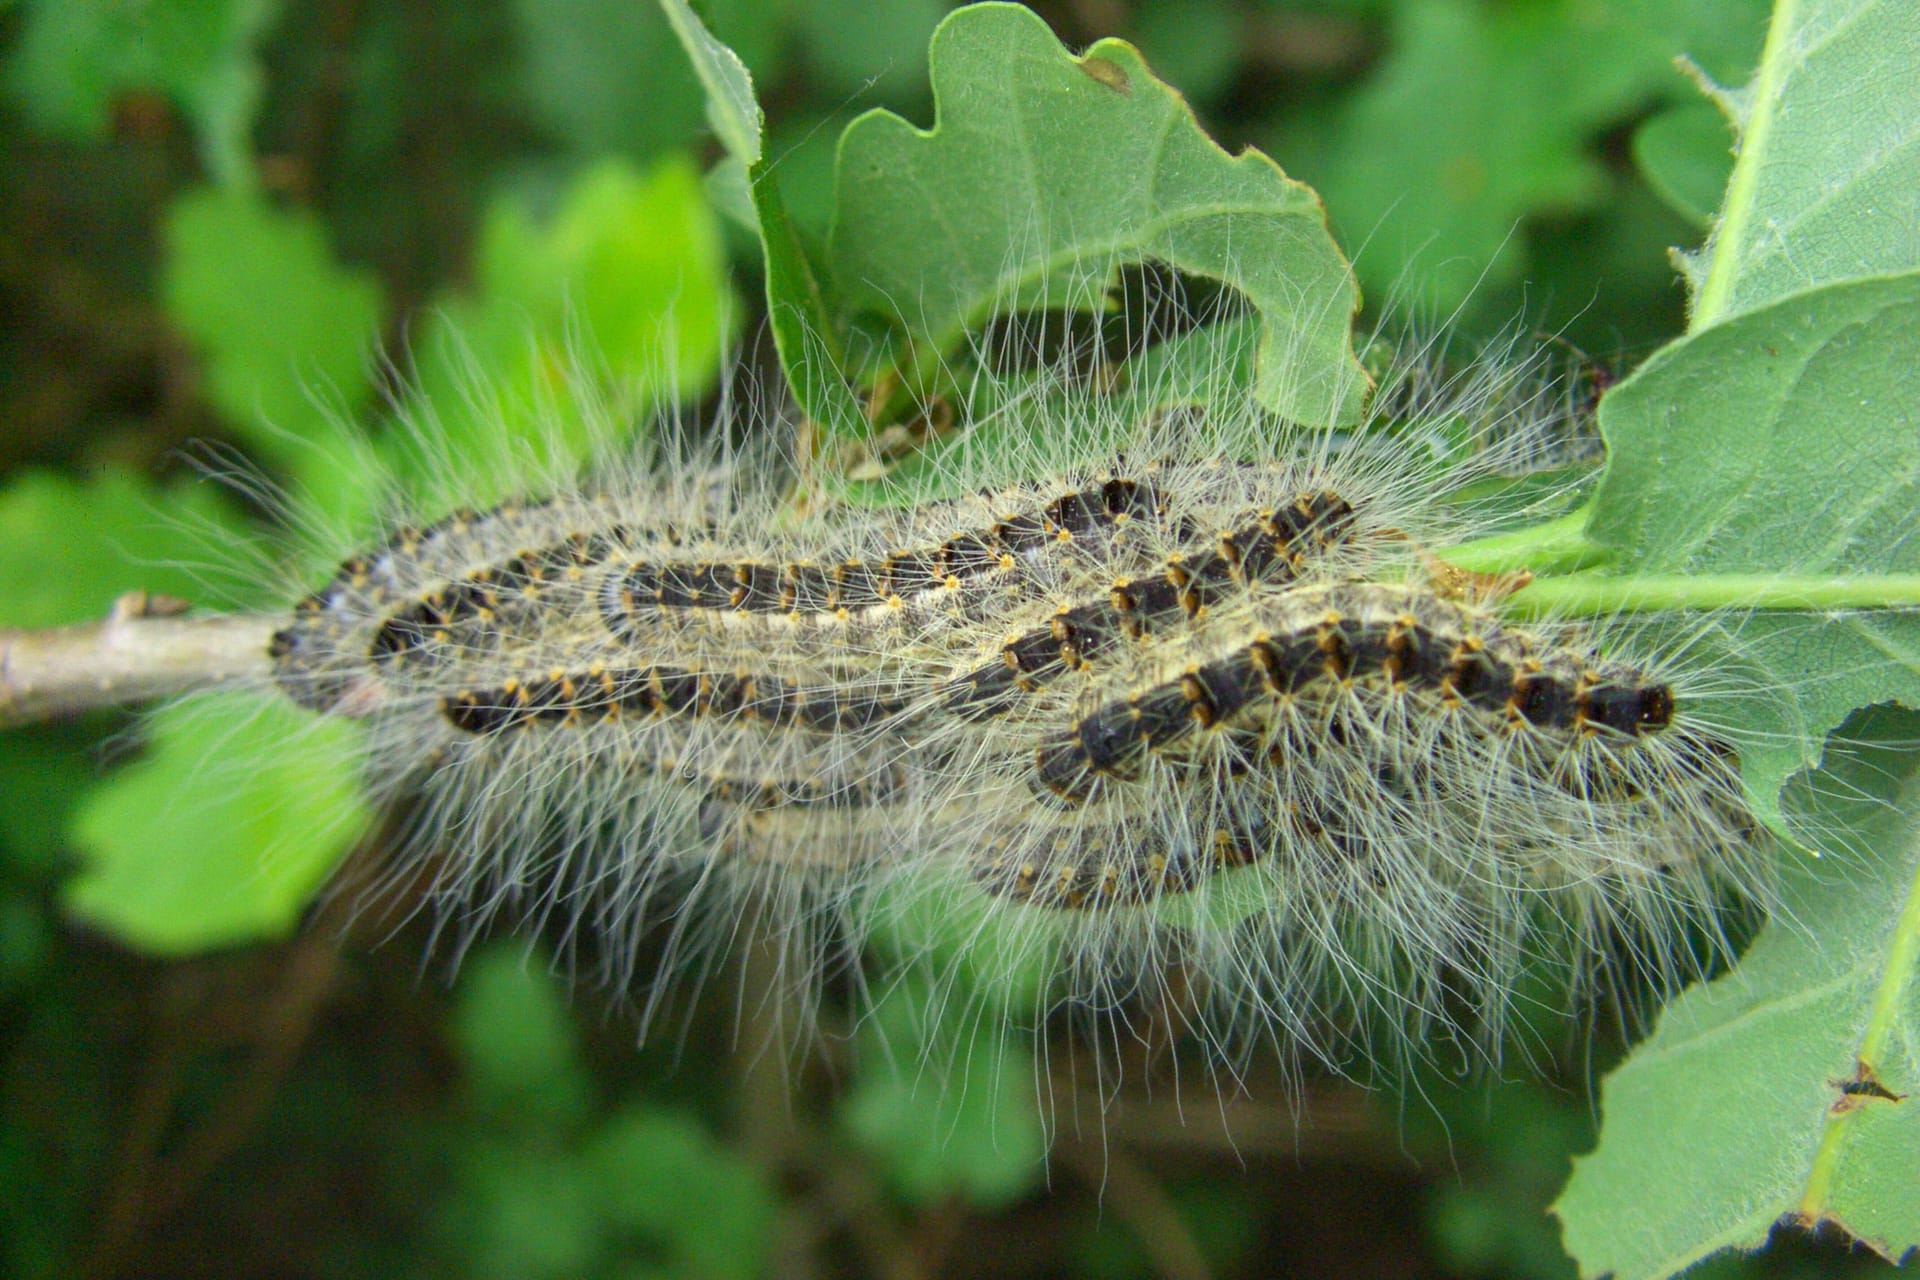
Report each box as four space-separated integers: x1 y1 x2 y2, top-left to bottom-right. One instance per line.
150 938 341 1220
793 1134 932 1280
1056 1137 1215 1280
74 939 340 1280
0 593 277 728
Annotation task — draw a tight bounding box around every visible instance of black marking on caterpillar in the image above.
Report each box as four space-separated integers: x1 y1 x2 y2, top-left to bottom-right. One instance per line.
438 665 914 736
270 496 696 709
971 808 1267 908
1030 583 1676 806
699 766 906 810
599 476 1171 636
943 491 1357 717
368 527 632 670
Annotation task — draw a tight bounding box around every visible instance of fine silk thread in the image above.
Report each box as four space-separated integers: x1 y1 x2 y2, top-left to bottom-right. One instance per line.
253 349 1772 1078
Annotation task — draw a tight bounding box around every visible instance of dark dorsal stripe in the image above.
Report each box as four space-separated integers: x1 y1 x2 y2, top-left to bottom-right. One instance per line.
272 499 703 705
1030 606 1674 806
272 505 500 707
600 478 1169 635
369 528 631 668
439 666 911 737
296 499 587 623
294 504 486 618
944 492 1355 717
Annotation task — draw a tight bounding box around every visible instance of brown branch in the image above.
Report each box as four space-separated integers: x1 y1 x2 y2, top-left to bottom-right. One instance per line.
0 593 278 728
75 939 341 1280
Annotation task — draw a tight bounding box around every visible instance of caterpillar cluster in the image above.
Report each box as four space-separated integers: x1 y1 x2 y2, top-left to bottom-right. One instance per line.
253 346 1770 1083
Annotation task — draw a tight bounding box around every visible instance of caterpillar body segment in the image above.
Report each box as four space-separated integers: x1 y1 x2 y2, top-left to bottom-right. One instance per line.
942 491 1359 718
437 664 918 737
1026 582 1678 806
249 368 1777 1083
593 476 1190 656
271 494 680 711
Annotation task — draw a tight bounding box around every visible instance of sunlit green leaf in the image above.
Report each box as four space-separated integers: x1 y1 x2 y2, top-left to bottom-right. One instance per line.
832 3 1365 426
0 468 251 629
1556 708 1920 1277
63 695 370 954
161 186 384 477
400 154 735 500
1691 0 1920 326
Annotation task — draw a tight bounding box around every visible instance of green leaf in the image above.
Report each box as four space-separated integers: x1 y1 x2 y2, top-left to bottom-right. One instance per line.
830 2 1366 427
756 174 863 432
449 946 592 1127
697 0 796 82
1276 0 1768 317
1420 1080 1590 1280
439 1136 603 1280
1691 0 1920 327
791 0 943 101
161 186 384 484
1585 270 1920 820
839 967 1046 1208
585 1107 778 1280
1515 178 1701 351
658 0 863 432
657 0 763 165
864 870 1063 1016
63 695 371 955
3 0 280 186
763 113 846 242
1555 707 1920 1277
514 0 708 163
1130 0 1241 104
400 154 735 503
0 468 250 630
1632 102 1734 230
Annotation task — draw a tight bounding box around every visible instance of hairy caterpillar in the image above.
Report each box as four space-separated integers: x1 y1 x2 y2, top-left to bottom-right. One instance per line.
208 322 1787 1092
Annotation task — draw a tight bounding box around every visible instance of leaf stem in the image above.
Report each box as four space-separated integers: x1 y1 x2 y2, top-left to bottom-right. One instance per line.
1690 0 1800 329
1433 509 1610 577
1502 573 1920 619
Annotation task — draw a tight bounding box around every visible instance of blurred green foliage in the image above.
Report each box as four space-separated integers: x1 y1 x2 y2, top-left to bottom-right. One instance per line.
63 696 372 955
1 2 1913 1279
